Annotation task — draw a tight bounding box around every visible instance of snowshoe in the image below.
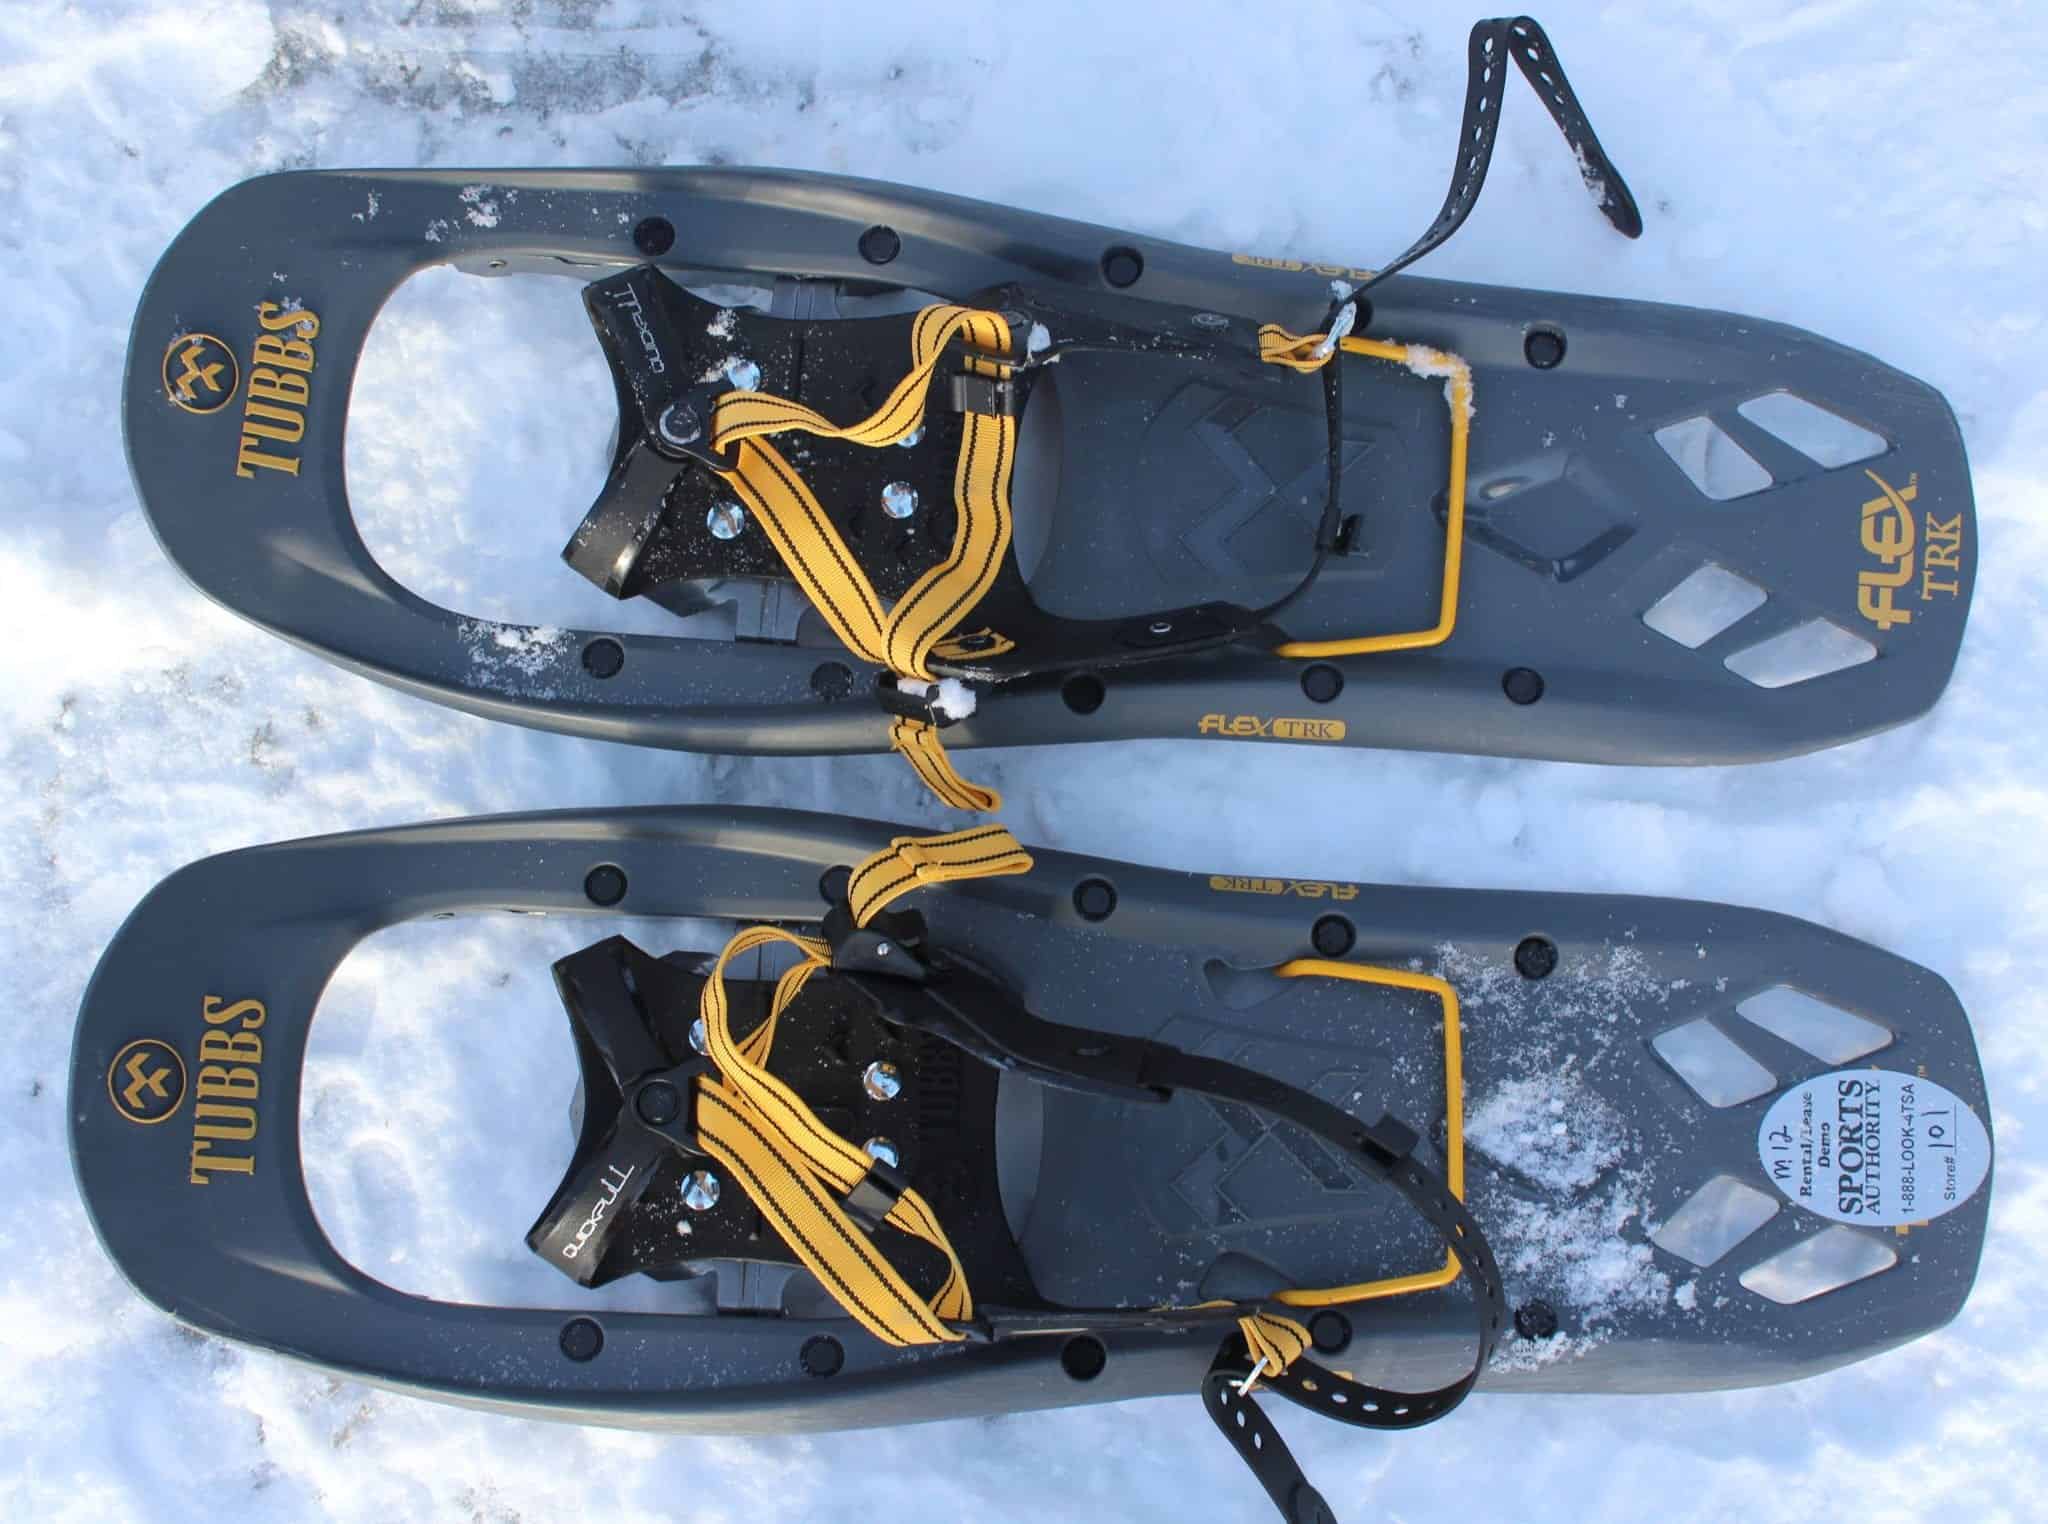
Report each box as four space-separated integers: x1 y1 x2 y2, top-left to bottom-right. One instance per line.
73 809 1991 1521
124 18 1974 809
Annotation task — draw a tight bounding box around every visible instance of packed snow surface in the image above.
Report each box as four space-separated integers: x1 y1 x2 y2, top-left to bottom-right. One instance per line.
5 2 2047 1521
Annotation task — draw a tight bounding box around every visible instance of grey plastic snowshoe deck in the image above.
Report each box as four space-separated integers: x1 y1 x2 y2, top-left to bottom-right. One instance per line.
73 808 1989 1430
125 169 1973 764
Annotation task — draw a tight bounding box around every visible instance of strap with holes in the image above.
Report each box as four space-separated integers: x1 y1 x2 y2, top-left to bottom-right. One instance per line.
1355 15 1640 298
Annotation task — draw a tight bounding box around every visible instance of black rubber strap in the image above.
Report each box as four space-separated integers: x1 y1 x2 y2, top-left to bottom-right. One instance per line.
1204 1364 1338 1524
1359 15 1640 297
834 948 1506 1524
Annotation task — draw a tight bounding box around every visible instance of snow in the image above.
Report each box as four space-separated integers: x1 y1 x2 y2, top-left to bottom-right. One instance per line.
5 2 2048 1521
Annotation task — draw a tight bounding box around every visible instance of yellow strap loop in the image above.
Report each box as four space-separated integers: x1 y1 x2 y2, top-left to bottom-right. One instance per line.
689 828 1035 1346
708 306 1014 810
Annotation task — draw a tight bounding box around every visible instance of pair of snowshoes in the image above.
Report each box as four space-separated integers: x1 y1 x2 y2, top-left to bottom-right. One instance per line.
78 17 1988 1523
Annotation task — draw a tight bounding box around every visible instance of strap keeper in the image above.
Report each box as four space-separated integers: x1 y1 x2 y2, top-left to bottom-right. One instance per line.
876 673 959 728
1356 1114 1420 1170
946 370 1019 417
842 1155 911 1233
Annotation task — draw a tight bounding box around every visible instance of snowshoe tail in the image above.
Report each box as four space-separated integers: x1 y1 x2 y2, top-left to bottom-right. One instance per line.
74 809 1991 1517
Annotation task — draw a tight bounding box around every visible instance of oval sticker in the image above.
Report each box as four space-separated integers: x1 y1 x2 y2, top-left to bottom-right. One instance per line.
1757 1070 1990 1227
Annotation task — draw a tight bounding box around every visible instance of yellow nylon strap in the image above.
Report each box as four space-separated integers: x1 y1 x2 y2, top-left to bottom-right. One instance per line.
707 305 1015 811
890 716 1003 813
1236 1311 1314 1390
1256 324 1342 373
688 828 1035 1347
845 824 1038 924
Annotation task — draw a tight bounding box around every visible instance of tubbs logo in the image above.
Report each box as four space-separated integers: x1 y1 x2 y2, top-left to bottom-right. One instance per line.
161 334 239 415
234 302 322 480
1857 469 1965 632
107 1038 187 1125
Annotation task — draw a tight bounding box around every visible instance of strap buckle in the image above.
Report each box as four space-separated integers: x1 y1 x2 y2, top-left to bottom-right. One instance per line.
946 369 1019 417
875 673 960 728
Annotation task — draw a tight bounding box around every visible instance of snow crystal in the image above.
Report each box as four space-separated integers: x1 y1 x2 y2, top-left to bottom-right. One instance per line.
460 185 501 228
456 620 571 696
707 308 738 340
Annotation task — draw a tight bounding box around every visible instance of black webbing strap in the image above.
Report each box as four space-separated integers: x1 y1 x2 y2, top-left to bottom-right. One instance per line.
1357 15 1641 297
831 932 1506 1524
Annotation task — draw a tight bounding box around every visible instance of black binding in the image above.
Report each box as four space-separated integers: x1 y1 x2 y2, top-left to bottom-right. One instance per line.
564 19 1637 710
827 916 1507 1524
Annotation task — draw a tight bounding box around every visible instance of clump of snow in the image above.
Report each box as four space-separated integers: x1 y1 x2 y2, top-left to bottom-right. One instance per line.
707 308 738 340
1402 343 1476 422
459 184 501 228
457 620 571 696
1466 1070 1627 1192
897 676 978 721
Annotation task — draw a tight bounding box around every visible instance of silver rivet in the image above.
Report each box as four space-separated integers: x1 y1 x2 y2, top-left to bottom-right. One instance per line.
723 356 761 391
897 424 925 449
874 941 893 958
681 1170 721 1211
864 1137 900 1168
657 400 702 448
1191 312 1229 330
881 482 918 520
689 1016 708 1054
707 501 746 540
863 1060 903 1101
1148 619 1173 635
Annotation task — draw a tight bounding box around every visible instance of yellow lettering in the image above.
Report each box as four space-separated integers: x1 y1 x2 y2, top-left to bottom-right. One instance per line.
193 1100 258 1140
197 1064 261 1103
257 301 322 338
239 401 305 444
1858 585 1913 631
203 995 267 1029
198 1028 264 1066
236 437 301 478
247 365 311 408
189 1136 258 1183
251 332 316 373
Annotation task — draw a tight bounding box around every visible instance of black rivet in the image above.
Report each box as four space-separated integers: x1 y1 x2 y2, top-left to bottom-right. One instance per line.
1101 246 1144 288
1073 878 1116 922
1523 328 1566 369
1310 1310 1359 1360
559 1317 604 1361
800 1335 845 1377
1307 1310 1353 1355
584 865 628 907
1501 667 1545 705
1059 1334 1108 1381
810 661 854 700
633 217 675 257
818 864 853 905
1311 915 1356 959
1300 664 1344 704
582 638 625 680
1514 935 1558 981
858 225 901 265
1514 1300 1560 1339
635 1080 680 1126
1062 673 1105 715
